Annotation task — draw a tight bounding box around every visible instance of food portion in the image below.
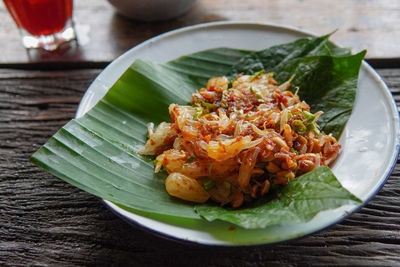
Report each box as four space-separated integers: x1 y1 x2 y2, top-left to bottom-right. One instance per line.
30 32 366 231
138 71 341 208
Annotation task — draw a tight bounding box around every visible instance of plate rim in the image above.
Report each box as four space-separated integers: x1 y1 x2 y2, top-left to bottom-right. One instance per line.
76 21 400 247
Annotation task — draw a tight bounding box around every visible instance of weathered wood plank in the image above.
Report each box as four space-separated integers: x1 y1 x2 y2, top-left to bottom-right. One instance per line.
0 0 400 64
0 68 399 266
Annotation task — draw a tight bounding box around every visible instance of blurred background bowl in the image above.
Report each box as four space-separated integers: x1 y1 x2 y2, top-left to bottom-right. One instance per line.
107 0 198 22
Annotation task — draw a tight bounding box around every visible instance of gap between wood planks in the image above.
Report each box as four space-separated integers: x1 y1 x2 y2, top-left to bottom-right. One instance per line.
0 58 400 71
0 61 109 71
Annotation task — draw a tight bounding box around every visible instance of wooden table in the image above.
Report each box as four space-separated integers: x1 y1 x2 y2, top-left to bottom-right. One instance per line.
1 0 399 265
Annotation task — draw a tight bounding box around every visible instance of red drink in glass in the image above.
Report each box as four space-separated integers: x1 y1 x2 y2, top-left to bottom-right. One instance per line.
4 0 76 51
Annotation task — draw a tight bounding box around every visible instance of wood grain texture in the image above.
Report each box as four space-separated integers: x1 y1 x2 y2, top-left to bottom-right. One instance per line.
0 68 399 266
0 0 400 64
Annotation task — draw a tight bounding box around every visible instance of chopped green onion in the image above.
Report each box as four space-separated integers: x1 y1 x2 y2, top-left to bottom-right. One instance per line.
201 102 219 109
223 181 231 190
152 159 158 166
250 69 265 81
203 180 216 191
303 111 316 123
186 154 196 163
291 148 299 154
208 162 214 176
303 111 321 134
283 173 291 179
193 106 204 120
201 176 216 191
254 69 265 76
292 120 307 134
308 123 321 135
230 76 238 84
250 86 264 101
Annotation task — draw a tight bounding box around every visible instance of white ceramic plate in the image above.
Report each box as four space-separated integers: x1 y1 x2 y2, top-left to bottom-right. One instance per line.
76 22 400 246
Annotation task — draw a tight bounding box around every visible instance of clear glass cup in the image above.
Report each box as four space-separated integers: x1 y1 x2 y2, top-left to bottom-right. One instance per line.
4 0 76 51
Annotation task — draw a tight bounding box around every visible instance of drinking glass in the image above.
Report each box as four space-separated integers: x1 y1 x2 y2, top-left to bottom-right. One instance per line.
4 0 76 51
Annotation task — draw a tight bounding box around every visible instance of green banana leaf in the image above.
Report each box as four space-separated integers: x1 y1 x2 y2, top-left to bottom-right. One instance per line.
195 166 361 229
31 36 364 229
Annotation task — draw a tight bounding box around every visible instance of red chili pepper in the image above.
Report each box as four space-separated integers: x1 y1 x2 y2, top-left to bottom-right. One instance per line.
277 94 288 106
